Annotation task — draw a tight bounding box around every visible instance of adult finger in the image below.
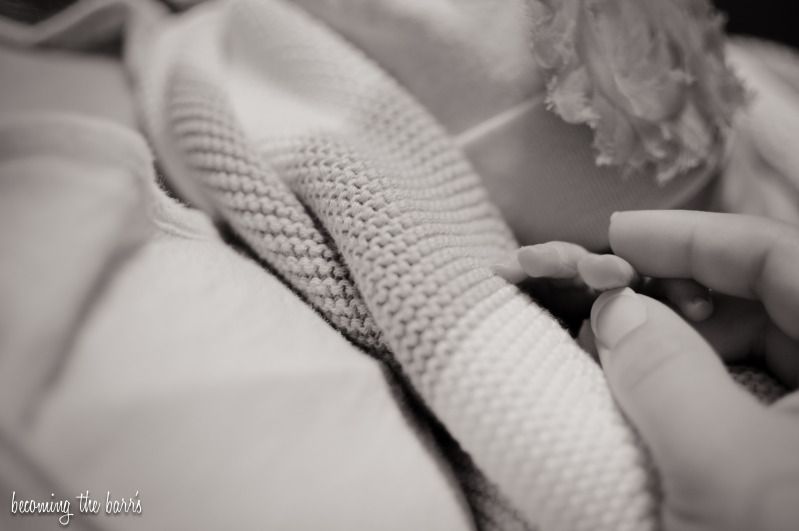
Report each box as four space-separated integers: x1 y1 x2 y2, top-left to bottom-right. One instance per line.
659 278 714 322
763 322 799 389
689 295 766 363
609 210 799 340
689 296 799 389
590 289 766 487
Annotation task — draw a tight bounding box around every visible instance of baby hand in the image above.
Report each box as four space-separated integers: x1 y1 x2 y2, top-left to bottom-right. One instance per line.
493 240 714 324
494 241 636 291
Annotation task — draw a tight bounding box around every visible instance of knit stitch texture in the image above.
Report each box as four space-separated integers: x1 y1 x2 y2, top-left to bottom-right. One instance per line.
131 1 785 529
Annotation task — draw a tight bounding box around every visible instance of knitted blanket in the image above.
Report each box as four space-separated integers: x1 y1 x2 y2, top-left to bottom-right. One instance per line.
0 0 790 528
130 2 651 529
121 1 782 530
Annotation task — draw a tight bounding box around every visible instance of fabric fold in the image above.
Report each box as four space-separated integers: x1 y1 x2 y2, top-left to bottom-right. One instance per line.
132 1 660 529
0 113 150 427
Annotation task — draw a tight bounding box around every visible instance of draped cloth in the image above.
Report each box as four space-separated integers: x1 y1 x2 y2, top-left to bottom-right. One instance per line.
2 0 791 529
136 2 658 529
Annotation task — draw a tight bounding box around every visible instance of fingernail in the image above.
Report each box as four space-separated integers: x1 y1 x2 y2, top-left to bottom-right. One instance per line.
682 298 713 322
578 254 636 290
518 246 560 277
491 254 527 284
590 288 647 351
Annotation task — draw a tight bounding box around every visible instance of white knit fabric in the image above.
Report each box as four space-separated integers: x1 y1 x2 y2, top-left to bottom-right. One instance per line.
131 1 662 529
0 1 789 530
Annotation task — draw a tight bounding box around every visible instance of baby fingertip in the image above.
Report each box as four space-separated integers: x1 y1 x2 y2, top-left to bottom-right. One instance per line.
517 245 560 277
578 254 637 291
491 254 527 284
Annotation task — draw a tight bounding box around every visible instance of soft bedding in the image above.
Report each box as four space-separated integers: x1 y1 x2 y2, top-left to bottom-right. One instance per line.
0 110 474 531
1 1 799 530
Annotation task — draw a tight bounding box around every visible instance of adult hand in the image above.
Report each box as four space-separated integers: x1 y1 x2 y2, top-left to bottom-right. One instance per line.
591 210 799 531
493 236 713 330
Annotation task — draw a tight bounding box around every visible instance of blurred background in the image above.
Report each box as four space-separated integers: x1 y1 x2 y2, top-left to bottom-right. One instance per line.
0 0 796 50
715 0 796 49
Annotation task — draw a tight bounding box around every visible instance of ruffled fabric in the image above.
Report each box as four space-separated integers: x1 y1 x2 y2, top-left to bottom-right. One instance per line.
527 0 748 183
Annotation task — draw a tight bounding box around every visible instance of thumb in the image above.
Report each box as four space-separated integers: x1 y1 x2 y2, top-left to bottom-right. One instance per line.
591 289 766 491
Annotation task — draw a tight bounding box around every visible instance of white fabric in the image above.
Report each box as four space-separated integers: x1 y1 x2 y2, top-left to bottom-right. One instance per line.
0 114 474 531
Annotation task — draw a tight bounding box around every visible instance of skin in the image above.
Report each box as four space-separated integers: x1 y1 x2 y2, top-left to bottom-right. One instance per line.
492 228 715 330
8 38 797 531
500 210 799 530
